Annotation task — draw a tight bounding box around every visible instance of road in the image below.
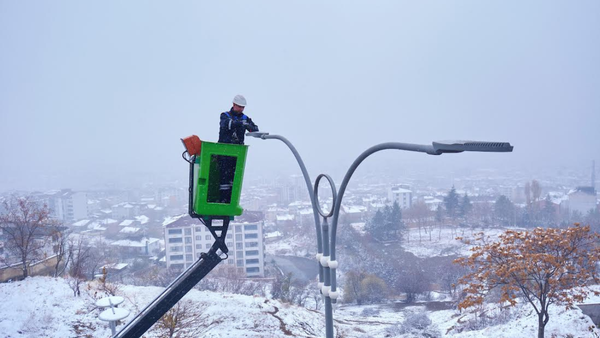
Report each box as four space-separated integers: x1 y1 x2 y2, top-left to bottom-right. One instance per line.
266 255 319 284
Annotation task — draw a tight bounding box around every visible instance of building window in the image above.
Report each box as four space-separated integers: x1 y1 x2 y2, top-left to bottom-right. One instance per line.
244 224 258 231
185 246 192 252
170 246 183 252
171 263 184 269
246 267 260 273
168 229 182 235
236 251 243 258
205 243 211 249
236 259 244 266
185 237 192 244
184 228 191 235
228 259 234 265
245 233 258 239
205 235 212 240
196 235 202 241
246 242 258 248
195 227 203 232
236 243 243 250
186 254 193 261
235 234 242 241
196 244 202 250
226 242 233 247
169 238 183 243
170 255 183 261
235 225 242 233
246 258 259 265
226 234 233 239
246 250 259 256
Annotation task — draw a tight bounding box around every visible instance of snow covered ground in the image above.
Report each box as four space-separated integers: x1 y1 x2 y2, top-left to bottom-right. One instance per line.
1 277 599 337
265 225 519 259
402 226 519 258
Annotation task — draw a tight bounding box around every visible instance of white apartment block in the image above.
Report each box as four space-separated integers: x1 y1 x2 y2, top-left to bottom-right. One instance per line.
44 189 88 222
388 185 413 209
164 215 265 277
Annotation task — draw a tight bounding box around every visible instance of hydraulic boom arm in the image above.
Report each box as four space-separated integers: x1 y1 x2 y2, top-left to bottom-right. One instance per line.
113 242 225 338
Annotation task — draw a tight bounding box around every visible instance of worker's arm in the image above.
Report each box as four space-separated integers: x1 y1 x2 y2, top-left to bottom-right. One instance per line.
244 118 259 132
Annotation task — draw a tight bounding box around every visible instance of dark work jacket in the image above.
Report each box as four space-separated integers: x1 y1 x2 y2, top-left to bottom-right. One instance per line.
218 109 259 145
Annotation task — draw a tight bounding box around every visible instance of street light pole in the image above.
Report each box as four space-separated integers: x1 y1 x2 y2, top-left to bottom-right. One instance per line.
248 133 513 338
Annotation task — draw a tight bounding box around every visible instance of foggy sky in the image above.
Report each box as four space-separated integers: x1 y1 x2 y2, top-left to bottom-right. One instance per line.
1 1 599 191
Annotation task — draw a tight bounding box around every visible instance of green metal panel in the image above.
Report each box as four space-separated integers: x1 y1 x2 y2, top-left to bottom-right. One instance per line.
193 141 248 216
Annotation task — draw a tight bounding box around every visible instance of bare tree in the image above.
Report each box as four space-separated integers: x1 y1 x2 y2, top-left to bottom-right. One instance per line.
154 300 203 338
51 227 70 277
67 236 93 297
0 196 57 278
405 201 432 242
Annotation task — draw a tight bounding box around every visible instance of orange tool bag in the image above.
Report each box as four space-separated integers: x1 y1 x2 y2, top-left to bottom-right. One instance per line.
181 135 202 156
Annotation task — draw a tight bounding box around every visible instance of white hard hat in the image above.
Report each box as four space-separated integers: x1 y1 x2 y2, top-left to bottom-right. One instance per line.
232 94 247 107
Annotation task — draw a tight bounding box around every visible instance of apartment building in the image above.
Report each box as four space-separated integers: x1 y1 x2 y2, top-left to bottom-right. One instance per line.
163 215 265 277
43 189 89 222
388 185 413 209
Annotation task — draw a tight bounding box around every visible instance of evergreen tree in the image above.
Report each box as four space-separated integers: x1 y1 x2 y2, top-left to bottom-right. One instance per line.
386 201 403 239
540 196 557 227
366 209 385 240
444 186 460 220
494 195 515 226
459 194 472 218
435 205 443 222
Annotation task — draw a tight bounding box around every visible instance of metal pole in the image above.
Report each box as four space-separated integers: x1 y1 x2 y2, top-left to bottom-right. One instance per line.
321 216 333 338
313 174 337 338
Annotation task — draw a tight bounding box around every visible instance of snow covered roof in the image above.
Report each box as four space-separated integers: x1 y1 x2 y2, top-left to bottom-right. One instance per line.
288 201 311 207
162 214 189 227
101 263 129 271
110 237 160 248
342 205 367 214
276 214 295 221
119 220 134 226
390 187 412 194
265 231 283 239
568 186 597 196
71 219 90 227
370 202 386 208
135 215 149 224
298 208 313 215
119 227 140 234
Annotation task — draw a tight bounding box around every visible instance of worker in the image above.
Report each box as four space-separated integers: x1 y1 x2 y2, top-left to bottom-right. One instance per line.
217 95 259 203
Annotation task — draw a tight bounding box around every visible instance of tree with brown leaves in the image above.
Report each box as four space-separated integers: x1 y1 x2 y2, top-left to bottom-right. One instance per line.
0 196 57 279
455 224 600 338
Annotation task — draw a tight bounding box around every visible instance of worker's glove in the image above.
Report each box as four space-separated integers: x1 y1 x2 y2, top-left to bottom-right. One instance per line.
232 120 246 128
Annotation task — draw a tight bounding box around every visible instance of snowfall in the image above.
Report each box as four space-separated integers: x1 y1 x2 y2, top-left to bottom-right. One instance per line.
1 277 599 338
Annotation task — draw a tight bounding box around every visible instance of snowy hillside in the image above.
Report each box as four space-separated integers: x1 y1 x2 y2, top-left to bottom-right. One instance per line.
1 277 598 337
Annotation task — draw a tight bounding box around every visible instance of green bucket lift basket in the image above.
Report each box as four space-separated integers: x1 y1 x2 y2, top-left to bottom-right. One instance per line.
190 141 248 217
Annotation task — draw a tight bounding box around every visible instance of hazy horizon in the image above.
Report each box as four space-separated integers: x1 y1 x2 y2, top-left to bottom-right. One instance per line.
1 1 599 192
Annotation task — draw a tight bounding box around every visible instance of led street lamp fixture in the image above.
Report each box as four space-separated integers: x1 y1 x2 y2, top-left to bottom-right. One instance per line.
432 140 513 154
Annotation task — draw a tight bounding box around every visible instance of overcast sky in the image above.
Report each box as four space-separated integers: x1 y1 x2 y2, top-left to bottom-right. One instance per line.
1 1 599 191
